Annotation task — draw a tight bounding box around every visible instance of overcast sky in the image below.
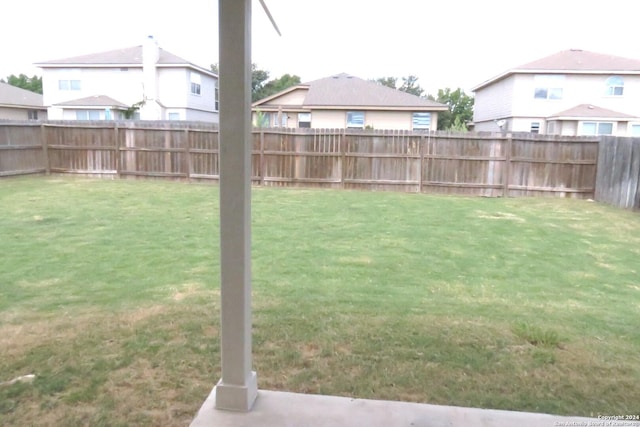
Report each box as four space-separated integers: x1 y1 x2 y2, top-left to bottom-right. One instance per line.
2 0 639 95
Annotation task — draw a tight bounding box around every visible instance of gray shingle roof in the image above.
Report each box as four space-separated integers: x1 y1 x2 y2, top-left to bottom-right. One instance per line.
255 73 447 110
548 104 637 119
302 73 446 109
0 82 44 108
54 95 129 108
516 49 640 72
36 45 216 77
473 50 640 91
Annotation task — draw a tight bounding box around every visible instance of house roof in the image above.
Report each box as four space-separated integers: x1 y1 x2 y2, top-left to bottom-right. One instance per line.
0 82 44 109
473 50 640 91
36 45 216 76
54 95 129 109
254 73 447 111
548 104 638 120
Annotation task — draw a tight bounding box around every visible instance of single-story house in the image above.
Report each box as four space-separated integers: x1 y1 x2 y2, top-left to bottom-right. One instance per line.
252 73 447 130
0 82 47 120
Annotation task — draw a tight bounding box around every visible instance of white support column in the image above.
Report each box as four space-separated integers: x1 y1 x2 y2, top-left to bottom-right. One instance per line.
215 0 258 412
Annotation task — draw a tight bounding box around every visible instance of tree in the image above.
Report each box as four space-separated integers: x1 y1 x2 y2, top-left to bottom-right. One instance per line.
2 74 43 94
398 75 423 97
373 75 424 97
432 87 474 131
212 63 300 102
375 76 397 89
259 73 301 100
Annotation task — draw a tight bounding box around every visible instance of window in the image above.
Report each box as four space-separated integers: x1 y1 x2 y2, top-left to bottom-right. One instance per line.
605 76 624 96
631 124 640 136
190 72 201 95
298 112 311 128
168 112 180 120
272 113 287 127
75 110 101 120
534 75 564 100
582 122 613 135
346 111 364 128
530 122 540 134
28 110 38 120
214 82 219 111
58 79 81 90
412 112 431 130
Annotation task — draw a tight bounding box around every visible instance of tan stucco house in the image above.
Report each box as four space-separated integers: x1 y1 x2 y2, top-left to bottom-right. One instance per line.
252 73 447 131
0 82 47 120
472 49 640 136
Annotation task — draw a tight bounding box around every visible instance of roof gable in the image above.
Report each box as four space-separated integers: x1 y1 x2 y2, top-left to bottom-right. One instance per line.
0 82 44 108
516 50 640 72
254 73 447 110
473 50 640 91
548 103 638 120
54 95 129 108
36 46 216 77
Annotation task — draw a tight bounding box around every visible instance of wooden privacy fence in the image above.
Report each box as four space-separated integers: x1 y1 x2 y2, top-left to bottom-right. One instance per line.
1 121 602 199
595 136 640 209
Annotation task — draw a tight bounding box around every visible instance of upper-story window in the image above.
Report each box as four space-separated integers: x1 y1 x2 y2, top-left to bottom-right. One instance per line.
190 72 201 95
346 111 365 128
605 76 624 96
59 79 81 91
412 112 431 130
534 75 564 100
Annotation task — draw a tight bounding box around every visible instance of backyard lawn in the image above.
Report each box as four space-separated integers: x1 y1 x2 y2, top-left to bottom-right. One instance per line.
0 176 639 426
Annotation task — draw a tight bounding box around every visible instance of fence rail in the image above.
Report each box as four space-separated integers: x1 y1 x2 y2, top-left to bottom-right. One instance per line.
0 120 617 203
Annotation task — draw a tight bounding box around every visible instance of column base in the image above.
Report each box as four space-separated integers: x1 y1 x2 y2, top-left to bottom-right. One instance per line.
215 371 258 412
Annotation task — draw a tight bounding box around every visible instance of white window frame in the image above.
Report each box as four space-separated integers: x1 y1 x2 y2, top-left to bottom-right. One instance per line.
605 76 624 96
346 111 365 128
272 112 287 127
190 72 201 96
581 121 614 136
629 123 640 136
534 75 564 100
298 112 311 128
58 79 81 91
75 110 101 120
530 122 540 134
412 112 431 130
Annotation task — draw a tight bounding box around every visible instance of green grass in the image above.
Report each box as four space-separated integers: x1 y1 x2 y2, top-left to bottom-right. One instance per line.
1 176 639 426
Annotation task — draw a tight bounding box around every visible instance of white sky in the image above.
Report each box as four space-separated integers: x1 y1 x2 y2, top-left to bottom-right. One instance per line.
2 0 639 95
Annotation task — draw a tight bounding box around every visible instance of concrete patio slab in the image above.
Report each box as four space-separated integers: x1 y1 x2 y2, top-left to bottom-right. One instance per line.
191 387 626 427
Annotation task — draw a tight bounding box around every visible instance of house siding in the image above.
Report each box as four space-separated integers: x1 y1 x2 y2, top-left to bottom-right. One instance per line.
473 76 515 123
474 69 640 135
0 106 47 120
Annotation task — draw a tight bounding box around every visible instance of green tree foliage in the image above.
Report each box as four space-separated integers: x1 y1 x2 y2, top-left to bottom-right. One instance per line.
2 74 43 94
258 73 301 101
375 76 397 89
210 63 300 102
430 87 474 131
373 75 424 97
398 75 424 97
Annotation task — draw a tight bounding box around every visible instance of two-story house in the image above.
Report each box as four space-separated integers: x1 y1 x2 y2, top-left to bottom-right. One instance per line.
472 49 640 136
36 36 219 122
252 73 447 130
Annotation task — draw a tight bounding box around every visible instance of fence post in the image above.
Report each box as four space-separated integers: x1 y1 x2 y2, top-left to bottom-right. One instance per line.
341 128 346 189
503 133 512 197
114 122 120 178
41 123 50 175
259 128 265 186
185 128 191 182
419 133 425 193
